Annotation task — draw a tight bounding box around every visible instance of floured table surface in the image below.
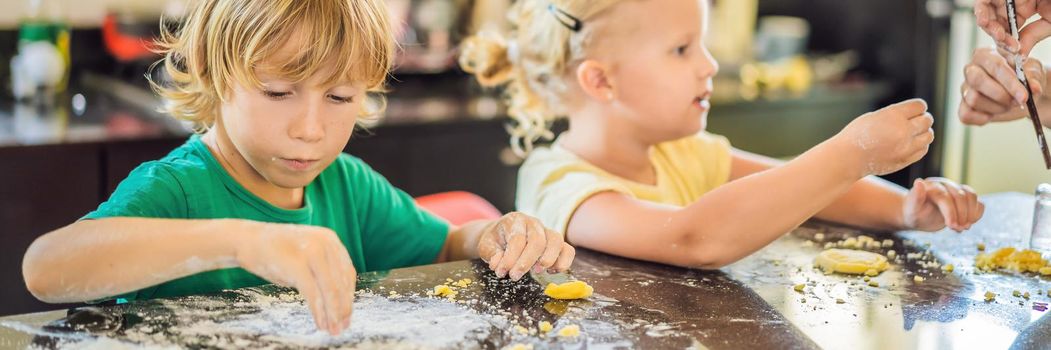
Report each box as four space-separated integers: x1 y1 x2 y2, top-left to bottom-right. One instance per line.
2 193 1049 349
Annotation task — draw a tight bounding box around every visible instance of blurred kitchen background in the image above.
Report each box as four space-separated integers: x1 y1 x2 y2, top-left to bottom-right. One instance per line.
0 0 1044 315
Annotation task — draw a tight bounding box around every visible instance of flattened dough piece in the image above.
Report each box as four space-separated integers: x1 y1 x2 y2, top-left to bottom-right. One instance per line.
815 248 889 275
543 281 594 300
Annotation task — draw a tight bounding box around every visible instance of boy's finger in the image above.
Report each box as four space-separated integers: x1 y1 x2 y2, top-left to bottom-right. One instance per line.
323 237 357 330
324 247 354 332
309 257 342 335
488 251 503 271
329 247 354 332
295 271 328 334
477 234 503 264
342 266 357 330
551 243 576 272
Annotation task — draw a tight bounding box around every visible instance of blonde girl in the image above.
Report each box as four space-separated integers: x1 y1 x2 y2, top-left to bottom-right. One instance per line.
460 0 983 269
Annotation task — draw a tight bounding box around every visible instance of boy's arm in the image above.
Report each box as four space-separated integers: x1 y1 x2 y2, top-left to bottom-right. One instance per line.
23 217 356 335
434 221 486 264
23 218 243 303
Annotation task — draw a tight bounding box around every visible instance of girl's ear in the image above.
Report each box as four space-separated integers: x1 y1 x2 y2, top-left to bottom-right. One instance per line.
575 59 616 102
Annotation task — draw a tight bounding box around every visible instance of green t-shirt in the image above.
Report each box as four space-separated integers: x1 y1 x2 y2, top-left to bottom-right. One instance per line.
84 135 449 301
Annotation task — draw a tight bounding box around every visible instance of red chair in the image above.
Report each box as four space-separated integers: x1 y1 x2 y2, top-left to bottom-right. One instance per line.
415 191 502 226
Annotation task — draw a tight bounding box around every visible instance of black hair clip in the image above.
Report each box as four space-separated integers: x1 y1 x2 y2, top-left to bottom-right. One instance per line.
547 4 582 32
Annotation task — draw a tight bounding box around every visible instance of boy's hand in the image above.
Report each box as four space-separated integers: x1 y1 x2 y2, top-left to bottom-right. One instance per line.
235 223 355 336
902 178 985 232
960 47 1046 126
836 99 934 177
478 212 575 281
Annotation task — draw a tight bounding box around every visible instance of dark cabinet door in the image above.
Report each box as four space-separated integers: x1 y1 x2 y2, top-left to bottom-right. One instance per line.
406 122 519 213
0 144 101 316
346 120 520 213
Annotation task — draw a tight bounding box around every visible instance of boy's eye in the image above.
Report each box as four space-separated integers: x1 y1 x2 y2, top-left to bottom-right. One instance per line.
262 90 292 100
328 94 355 104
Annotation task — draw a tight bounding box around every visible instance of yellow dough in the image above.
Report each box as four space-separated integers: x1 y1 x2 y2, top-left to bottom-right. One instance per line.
557 325 581 338
543 281 593 300
433 285 457 299
975 247 1049 273
538 321 553 333
815 249 889 275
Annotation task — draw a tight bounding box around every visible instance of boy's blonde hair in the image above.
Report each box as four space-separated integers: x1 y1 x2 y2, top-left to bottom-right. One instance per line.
460 0 624 156
152 0 395 132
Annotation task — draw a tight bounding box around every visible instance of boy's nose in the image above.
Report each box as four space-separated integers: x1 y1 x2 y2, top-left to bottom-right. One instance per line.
289 103 325 143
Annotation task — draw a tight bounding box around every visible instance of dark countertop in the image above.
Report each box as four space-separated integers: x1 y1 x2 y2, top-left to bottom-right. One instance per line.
1 193 1049 349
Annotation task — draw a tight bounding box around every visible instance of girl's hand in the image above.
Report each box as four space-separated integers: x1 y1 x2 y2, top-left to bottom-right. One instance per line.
478 212 575 281
902 178 985 232
235 222 356 336
835 99 934 177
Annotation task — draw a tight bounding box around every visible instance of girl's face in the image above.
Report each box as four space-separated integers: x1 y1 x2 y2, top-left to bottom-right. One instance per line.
216 41 365 190
599 0 717 142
